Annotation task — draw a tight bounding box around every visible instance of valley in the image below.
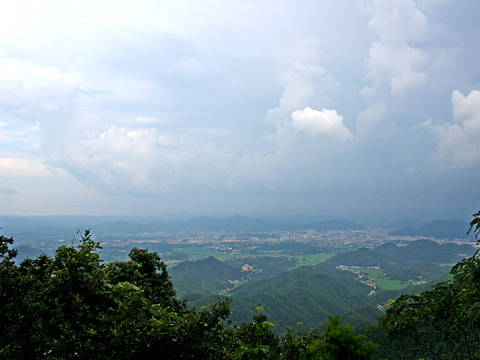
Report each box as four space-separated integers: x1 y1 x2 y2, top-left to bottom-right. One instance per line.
2 214 476 333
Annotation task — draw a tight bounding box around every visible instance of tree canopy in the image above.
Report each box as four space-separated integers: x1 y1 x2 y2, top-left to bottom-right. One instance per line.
0 230 377 359
377 210 480 360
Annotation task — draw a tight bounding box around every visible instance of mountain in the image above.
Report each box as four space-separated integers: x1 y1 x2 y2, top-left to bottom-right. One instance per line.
169 256 244 296
383 219 427 230
325 240 475 268
14 245 43 262
186 264 379 331
388 220 471 239
1 215 367 236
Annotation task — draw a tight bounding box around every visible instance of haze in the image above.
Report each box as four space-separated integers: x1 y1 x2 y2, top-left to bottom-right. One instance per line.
0 0 479 221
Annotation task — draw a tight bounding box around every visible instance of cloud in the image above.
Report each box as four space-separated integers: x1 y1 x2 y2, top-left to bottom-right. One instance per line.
430 90 480 168
0 157 53 176
46 124 243 195
291 107 353 141
265 59 341 152
0 54 81 155
0 55 78 112
356 101 387 135
362 0 428 96
0 183 17 194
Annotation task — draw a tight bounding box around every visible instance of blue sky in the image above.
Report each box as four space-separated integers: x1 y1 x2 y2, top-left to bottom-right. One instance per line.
0 0 479 220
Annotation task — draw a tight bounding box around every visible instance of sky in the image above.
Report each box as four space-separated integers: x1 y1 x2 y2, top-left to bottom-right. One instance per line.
0 0 479 220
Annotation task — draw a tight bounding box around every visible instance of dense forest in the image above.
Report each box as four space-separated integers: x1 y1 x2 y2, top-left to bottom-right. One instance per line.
1 210 479 359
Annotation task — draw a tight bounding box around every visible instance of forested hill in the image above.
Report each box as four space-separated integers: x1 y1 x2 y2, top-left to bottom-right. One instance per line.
169 256 244 297
323 239 475 267
177 239 476 333
185 264 382 331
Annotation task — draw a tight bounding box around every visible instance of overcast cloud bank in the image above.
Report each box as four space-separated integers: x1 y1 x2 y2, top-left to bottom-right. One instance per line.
0 0 479 218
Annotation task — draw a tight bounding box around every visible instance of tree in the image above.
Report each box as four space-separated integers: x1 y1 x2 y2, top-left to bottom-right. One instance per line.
106 247 182 309
0 234 22 356
378 210 480 360
0 229 379 359
305 315 378 360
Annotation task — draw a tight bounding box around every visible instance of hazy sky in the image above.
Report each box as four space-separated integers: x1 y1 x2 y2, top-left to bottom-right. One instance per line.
0 0 479 219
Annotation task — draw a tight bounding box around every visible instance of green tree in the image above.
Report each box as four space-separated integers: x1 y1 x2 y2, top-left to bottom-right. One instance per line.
0 229 379 359
0 234 22 356
231 306 279 359
378 210 480 360
306 315 378 360
106 247 182 309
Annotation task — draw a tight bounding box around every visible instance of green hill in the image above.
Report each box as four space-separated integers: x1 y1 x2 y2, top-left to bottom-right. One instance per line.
169 256 244 296
325 240 475 267
186 264 378 332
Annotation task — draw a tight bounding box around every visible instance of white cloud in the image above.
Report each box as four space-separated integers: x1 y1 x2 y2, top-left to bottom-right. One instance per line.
362 0 428 96
291 107 353 141
0 157 53 176
46 124 242 194
265 58 341 152
0 55 78 111
431 90 480 168
356 101 387 135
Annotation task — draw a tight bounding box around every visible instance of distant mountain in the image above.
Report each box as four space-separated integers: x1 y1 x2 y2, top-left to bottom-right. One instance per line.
1 214 368 235
388 220 471 239
325 239 475 267
383 219 427 230
14 245 43 262
0 216 72 238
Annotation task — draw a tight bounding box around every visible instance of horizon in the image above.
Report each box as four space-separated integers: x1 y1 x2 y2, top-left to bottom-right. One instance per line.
0 210 476 228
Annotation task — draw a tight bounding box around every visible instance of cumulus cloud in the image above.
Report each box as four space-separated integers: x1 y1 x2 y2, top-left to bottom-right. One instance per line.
265 59 341 152
291 107 353 141
362 0 428 96
0 55 77 112
46 124 242 195
430 90 480 168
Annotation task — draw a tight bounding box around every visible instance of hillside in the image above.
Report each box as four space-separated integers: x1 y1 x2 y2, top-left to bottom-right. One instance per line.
324 239 475 267
184 264 380 331
177 239 475 331
169 256 244 296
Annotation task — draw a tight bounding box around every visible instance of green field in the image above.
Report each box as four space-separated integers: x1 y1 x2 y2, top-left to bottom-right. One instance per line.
343 267 428 291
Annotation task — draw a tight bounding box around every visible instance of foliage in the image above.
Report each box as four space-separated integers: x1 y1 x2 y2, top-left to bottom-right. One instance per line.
107 247 182 309
0 229 378 359
307 315 378 360
377 210 480 360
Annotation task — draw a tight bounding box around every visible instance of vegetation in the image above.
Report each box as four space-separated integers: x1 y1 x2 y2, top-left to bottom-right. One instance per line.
377 210 480 359
0 230 377 359
1 210 478 359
